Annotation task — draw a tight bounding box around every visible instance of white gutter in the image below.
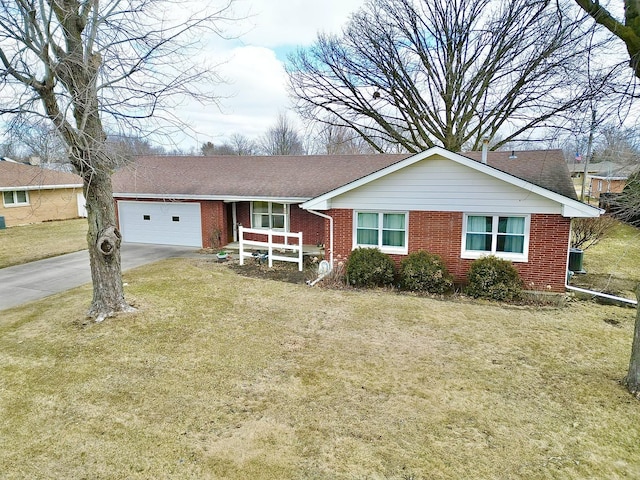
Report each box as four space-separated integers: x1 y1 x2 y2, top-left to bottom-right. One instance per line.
1 184 82 191
565 284 637 306
112 193 310 203
305 208 334 269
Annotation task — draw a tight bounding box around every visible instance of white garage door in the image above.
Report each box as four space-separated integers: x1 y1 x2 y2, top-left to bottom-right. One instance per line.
118 201 202 247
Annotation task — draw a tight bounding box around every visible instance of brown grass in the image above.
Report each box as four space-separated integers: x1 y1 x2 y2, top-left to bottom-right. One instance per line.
570 221 640 300
0 218 87 268
1 257 639 479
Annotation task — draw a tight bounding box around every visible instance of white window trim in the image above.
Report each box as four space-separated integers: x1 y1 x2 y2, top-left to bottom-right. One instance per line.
250 201 290 231
353 211 409 255
461 213 530 262
3 190 30 207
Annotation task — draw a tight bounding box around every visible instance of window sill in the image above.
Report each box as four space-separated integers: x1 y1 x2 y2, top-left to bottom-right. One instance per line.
462 251 528 263
355 245 408 255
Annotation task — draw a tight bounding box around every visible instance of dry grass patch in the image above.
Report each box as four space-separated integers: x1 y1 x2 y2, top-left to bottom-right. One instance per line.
1 258 639 479
570 222 640 299
0 218 87 268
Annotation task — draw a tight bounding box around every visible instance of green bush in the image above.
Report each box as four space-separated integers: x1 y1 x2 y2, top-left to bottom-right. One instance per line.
399 251 453 294
465 255 523 301
346 247 396 288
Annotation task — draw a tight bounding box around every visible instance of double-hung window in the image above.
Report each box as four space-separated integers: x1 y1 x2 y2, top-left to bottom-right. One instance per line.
354 211 408 254
462 214 529 261
251 201 288 231
3 190 29 207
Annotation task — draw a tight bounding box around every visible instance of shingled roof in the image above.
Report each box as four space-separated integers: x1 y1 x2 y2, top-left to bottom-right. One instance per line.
0 161 82 190
112 154 408 199
462 149 577 200
112 149 577 201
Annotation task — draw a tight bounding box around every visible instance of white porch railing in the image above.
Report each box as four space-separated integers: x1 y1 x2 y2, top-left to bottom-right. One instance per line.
238 226 303 271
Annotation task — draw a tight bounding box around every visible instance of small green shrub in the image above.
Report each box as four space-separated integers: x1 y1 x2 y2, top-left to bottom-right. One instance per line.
346 247 396 288
399 251 453 294
465 255 523 301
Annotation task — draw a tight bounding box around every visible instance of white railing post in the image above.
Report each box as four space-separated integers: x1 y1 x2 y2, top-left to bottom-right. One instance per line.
297 232 303 271
239 225 245 266
236 227 303 270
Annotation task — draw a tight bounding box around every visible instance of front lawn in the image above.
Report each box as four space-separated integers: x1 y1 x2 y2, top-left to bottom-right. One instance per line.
0 218 87 268
1 258 639 479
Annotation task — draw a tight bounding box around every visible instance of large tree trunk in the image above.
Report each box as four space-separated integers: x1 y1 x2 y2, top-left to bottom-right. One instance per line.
84 169 132 321
623 286 640 398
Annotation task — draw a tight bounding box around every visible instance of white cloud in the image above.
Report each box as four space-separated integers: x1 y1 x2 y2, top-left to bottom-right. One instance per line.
235 0 364 47
182 46 290 143
171 0 366 150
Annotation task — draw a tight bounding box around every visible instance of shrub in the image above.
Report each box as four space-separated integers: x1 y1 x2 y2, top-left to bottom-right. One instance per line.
570 215 617 250
465 255 523 301
346 247 396 288
399 251 453 294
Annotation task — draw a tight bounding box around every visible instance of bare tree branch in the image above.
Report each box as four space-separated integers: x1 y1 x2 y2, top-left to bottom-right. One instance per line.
287 0 624 152
0 0 238 320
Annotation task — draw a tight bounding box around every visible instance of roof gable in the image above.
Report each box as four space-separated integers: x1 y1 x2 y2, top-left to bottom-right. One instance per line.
301 147 601 218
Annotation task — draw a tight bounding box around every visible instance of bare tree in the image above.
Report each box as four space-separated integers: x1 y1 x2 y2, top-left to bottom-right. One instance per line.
260 113 305 155
229 133 258 155
201 134 258 156
107 134 165 161
592 126 640 165
0 0 236 321
287 0 617 153
570 216 618 250
201 141 217 156
7 118 67 164
574 0 640 79
313 120 376 154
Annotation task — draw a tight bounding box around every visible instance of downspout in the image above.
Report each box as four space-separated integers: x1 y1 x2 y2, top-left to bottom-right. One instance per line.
305 208 334 269
565 283 637 307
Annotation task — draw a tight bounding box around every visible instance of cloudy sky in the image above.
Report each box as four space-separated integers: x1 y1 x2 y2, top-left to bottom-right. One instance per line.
176 0 366 150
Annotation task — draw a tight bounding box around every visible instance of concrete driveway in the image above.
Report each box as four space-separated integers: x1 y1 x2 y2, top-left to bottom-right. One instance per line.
0 243 199 311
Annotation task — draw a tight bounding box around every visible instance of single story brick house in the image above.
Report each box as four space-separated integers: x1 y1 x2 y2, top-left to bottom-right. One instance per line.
112 147 601 292
0 159 85 227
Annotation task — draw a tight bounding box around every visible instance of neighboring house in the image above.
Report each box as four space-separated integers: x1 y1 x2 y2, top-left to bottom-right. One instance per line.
0 160 85 227
111 148 601 293
589 175 628 199
587 164 637 199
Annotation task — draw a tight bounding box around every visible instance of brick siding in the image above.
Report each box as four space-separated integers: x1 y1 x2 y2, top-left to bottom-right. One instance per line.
326 209 571 293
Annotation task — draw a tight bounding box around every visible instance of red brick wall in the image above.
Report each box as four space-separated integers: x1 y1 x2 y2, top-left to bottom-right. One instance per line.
517 214 571 292
200 200 227 249
326 209 571 293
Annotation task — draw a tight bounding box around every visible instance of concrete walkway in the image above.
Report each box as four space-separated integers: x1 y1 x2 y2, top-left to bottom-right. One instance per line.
0 243 199 311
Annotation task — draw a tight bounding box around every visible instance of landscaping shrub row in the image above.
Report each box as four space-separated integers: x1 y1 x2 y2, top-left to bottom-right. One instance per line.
344 247 523 301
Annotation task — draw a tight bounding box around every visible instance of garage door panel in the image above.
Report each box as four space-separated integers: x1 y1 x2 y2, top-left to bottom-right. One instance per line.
118 201 202 247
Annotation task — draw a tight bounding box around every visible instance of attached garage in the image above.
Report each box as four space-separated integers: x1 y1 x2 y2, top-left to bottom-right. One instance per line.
117 200 202 247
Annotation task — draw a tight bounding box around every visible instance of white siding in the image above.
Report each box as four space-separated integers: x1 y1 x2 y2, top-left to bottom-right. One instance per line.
329 157 561 214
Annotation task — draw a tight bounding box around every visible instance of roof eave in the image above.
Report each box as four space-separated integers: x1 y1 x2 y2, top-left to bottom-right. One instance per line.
0 184 83 191
113 193 311 203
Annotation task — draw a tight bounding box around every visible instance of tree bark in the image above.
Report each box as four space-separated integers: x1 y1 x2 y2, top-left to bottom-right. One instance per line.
84 169 132 321
623 285 640 398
